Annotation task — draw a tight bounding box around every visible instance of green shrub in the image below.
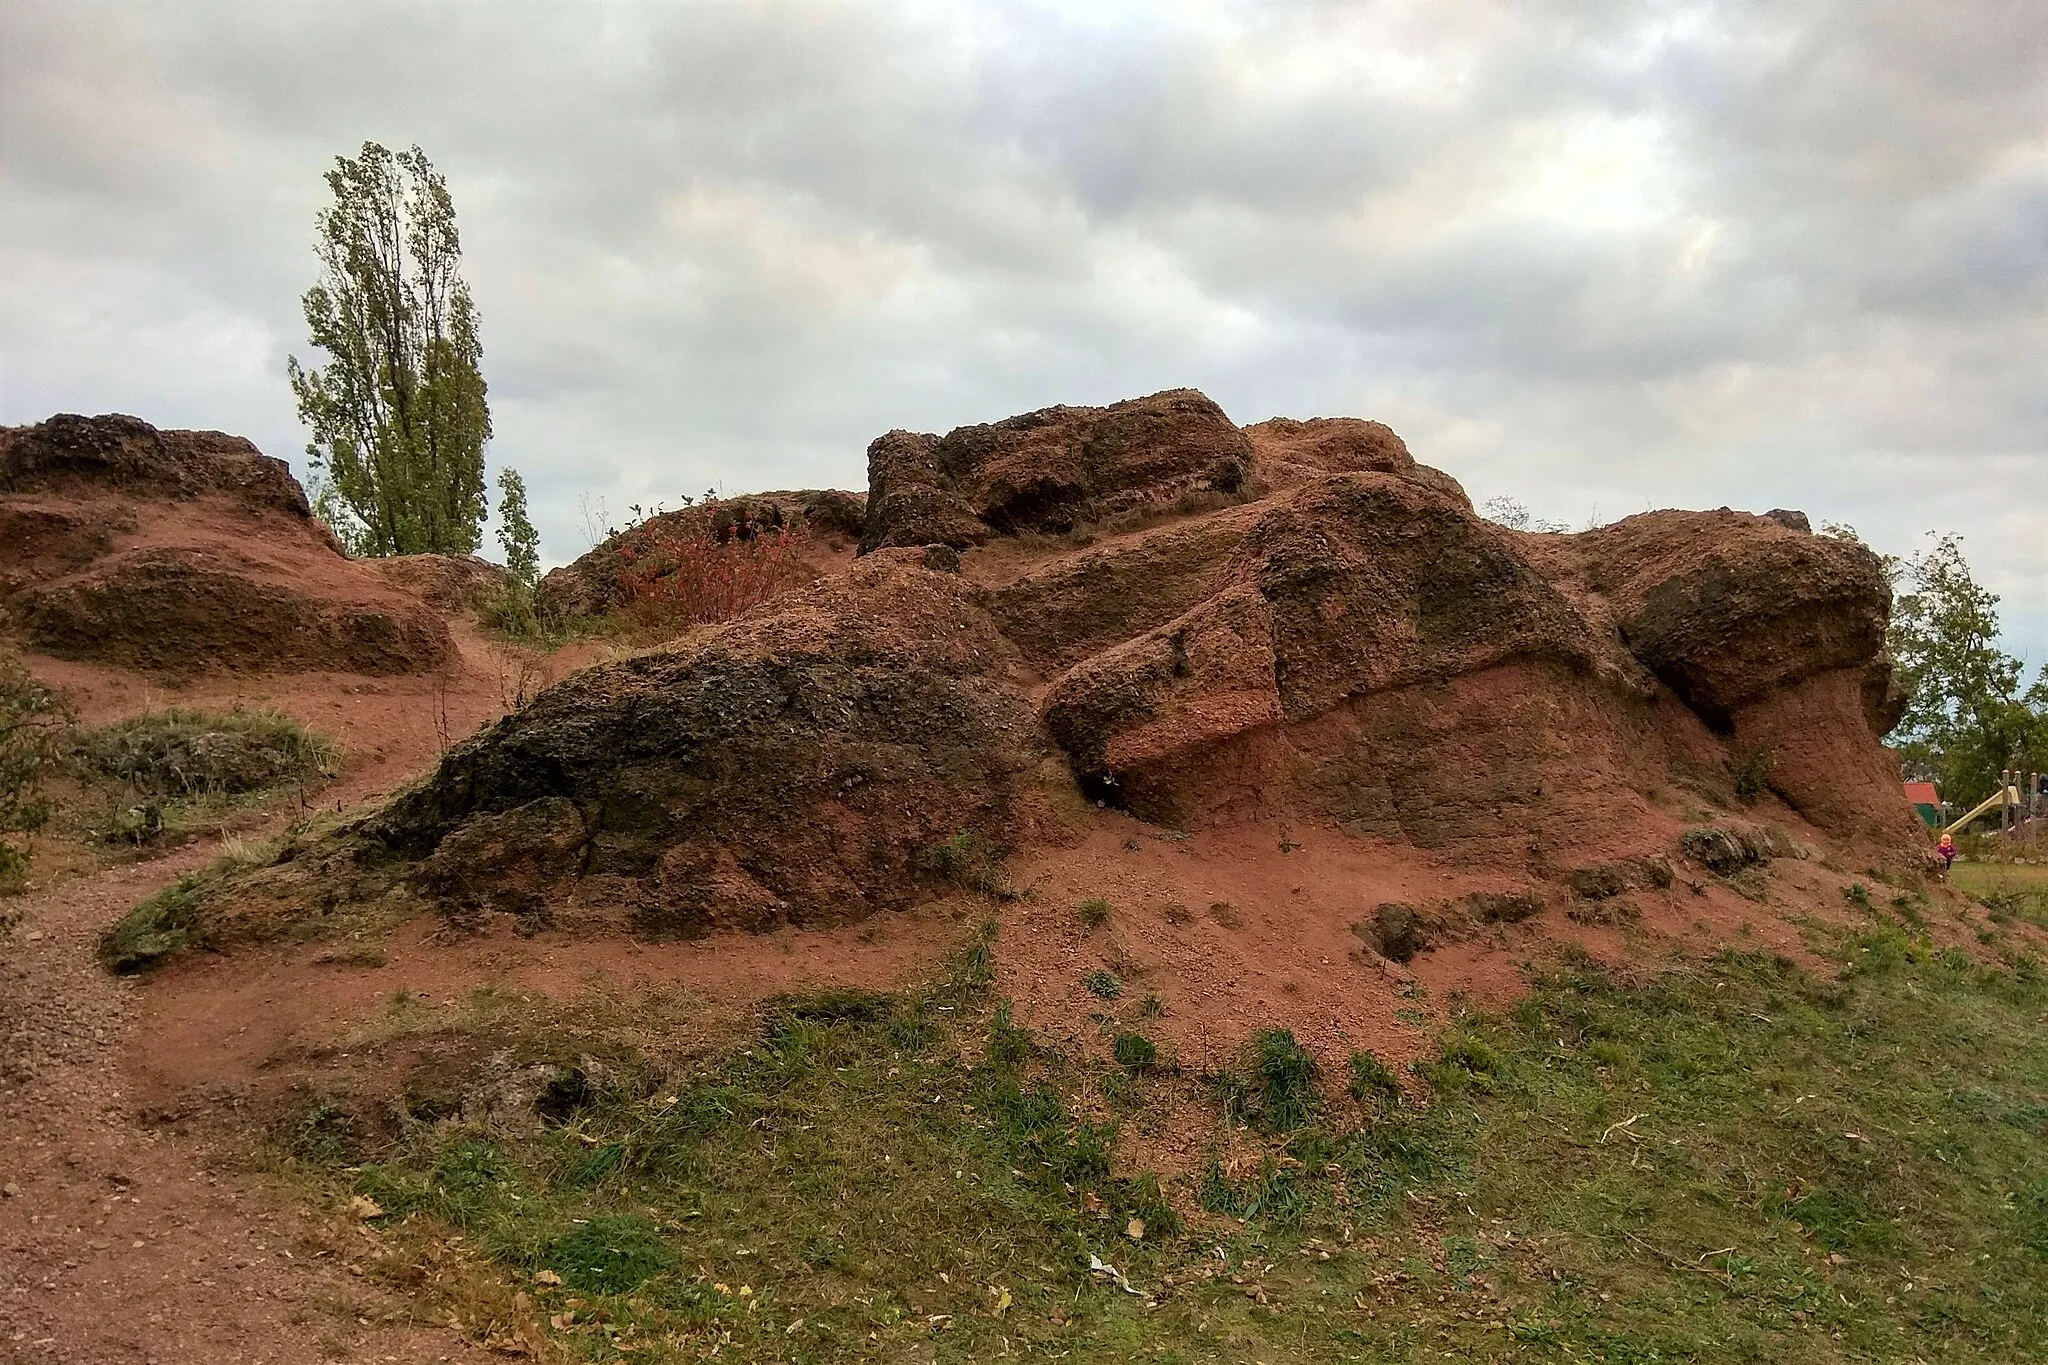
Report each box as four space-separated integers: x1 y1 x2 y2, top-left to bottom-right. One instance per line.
1112 1032 1158 1072
478 581 544 639
75 708 334 799
1076 896 1112 928
1733 748 1772 803
1082 969 1123 999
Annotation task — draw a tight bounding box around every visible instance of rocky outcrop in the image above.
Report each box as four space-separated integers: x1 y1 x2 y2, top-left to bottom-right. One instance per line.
19 548 450 677
0 414 453 677
0 412 311 517
1515 509 1919 847
1036 472 1630 831
344 388 1923 938
368 554 510 614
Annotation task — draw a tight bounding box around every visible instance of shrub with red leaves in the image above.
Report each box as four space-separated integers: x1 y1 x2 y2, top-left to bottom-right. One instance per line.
615 512 813 634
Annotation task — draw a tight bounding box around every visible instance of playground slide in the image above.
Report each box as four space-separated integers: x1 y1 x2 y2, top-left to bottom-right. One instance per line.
1942 785 2018 836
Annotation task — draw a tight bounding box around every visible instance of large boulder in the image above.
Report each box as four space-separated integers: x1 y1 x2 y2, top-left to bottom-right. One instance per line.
367 548 1050 934
1573 511 1892 728
861 389 1255 550
1514 509 1919 845
1037 471 1646 834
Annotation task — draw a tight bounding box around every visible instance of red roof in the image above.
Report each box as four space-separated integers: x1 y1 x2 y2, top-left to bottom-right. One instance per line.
1903 781 1940 807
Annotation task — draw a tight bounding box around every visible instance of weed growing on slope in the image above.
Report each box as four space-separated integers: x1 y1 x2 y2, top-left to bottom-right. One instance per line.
1082 968 1123 999
914 829 1007 896
1218 1027 1320 1132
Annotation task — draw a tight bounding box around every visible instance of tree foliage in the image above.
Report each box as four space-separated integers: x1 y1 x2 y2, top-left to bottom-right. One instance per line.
0 652 70 886
1478 495 1569 534
289 141 491 557
1886 533 2048 802
496 468 541 590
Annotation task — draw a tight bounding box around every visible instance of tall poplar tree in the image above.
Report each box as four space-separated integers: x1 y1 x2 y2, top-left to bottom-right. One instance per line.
289 142 491 557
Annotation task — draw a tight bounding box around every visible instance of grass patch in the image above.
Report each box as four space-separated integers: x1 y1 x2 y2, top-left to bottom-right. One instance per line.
1076 896 1112 928
72 707 334 846
1112 1032 1159 1072
289 967 1179 1361
1218 1027 1321 1133
267 923 2048 1362
1954 860 2048 929
97 835 283 973
913 829 1007 896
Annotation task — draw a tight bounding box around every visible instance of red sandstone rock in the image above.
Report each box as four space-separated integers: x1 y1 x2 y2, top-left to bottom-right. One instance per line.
0 414 453 677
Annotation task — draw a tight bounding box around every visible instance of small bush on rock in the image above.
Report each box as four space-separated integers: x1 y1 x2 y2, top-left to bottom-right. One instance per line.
616 509 812 635
76 708 334 798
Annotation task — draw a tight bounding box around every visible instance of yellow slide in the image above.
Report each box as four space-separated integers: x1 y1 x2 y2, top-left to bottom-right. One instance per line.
1942 785 2019 836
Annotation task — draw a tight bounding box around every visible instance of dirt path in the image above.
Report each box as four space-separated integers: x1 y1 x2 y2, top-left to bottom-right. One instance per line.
0 846 500 1365
0 616 567 1365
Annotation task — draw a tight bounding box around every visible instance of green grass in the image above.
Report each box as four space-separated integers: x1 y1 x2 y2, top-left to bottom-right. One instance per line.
914 830 1008 896
98 835 283 973
1077 897 1112 928
272 921 2048 1363
1082 969 1123 999
1953 860 2048 929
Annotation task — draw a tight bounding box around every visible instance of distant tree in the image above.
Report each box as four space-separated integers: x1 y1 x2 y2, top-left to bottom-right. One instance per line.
288 141 491 557
496 468 540 589
1479 496 1569 534
1887 533 2048 801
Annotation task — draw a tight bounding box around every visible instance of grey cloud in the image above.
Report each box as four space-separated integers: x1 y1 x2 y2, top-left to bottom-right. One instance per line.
1 0 2043 661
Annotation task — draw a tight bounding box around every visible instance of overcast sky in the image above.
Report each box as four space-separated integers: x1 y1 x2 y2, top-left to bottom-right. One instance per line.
3 1 2044 658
